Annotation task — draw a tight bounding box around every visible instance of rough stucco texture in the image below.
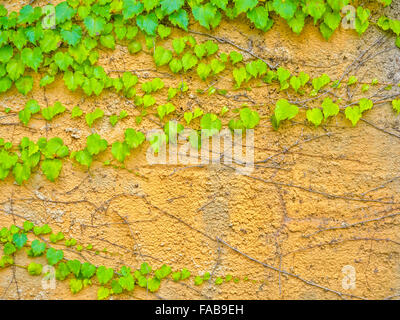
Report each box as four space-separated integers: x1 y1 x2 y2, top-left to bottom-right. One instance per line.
0 0 400 300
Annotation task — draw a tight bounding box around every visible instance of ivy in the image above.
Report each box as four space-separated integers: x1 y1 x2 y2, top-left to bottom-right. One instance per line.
157 103 175 120
85 108 104 127
200 113 222 137
392 99 400 114
306 108 323 127
345 106 362 126
28 262 43 276
46 247 64 265
272 99 299 130
321 97 339 120
182 52 198 72
41 102 66 121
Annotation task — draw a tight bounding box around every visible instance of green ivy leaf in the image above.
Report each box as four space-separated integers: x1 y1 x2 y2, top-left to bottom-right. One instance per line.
85 108 104 127
0 45 13 64
192 3 218 29
359 98 373 113
12 163 31 185
172 37 186 55
389 19 400 36
41 102 66 121
122 72 138 90
304 0 326 23
306 108 323 127
154 46 172 66
124 129 145 149
157 24 171 39
81 262 96 279
327 0 349 12
15 76 34 95
70 279 83 294
29 240 46 257
160 0 184 15
200 113 222 137
96 266 114 285
87 134 108 155
7 58 25 81
41 137 69 159
247 6 273 31
182 52 198 72
345 106 362 126
68 43 89 64
21 47 43 72
140 262 152 275
240 107 260 129
28 263 43 276
321 97 339 120
119 274 135 291
23 221 34 232
229 51 243 65
172 271 181 281
41 159 62 181
228 119 244 131
147 277 161 292
74 149 92 167
71 106 83 118
234 0 258 16
111 141 130 162
181 268 191 280
312 73 331 92
136 12 158 35
392 99 400 114
272 0 297 20
355 18 369 36
40 30 61 53
194 275 203 286
18 5 42 24
63 71 85 91
56 262 70 281
154 264 172 280
3 242 16 255
56 2 76 24
100 34 115 49
347 75 358 86
67 259 81 277
197 63 211 81
12 233 27 249
204 40 219 56
84 15 106 37
46 247 64 265
324 11 341 30
61 25 82 46
49 232 64 243
273 99 299 129
288 10 305 34
54 51 73 71
233 67 248 88
157 103 175 121
169 9 189 30
0 77 12 93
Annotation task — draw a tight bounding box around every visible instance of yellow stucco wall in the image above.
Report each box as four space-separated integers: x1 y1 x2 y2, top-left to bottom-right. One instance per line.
0 0 399 300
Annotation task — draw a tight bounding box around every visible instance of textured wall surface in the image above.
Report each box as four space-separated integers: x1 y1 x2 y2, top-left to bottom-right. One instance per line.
0 0 400 300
